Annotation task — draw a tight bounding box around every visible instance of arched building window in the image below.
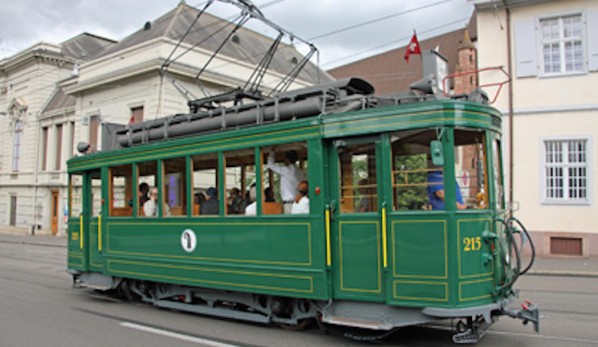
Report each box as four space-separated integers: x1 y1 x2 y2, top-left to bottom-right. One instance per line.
13 119 22 172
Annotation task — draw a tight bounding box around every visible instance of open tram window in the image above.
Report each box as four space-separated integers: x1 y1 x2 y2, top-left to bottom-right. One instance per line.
224 149 255 216
454 130 488 209
192 152 218 216
262 142 308 215
163 157 187 217
339 142 377 214
391 129 442 211
109 165 133 217
69 174 83 217
137 161 157 217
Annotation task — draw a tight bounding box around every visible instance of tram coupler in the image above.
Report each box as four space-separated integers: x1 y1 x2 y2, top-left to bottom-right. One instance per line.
504 300 540 333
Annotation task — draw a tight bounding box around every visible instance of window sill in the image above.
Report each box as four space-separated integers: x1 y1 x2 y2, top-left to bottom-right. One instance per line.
541 200 590 206
538 70 587 79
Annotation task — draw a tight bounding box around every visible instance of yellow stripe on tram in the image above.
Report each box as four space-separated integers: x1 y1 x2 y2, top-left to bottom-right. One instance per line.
98 214 102 252
382 207 388 268
325 208 332 267
79 214 84 250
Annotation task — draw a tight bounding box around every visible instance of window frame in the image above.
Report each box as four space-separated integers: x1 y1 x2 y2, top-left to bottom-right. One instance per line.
538 11 586 77
540 136 592 205
12 119 23 172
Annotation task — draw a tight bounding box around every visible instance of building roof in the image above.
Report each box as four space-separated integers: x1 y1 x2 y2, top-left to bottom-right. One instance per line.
470 0 554 10
327 16 477 96
41 87 75 114
61 33 117 62
97 3 330 85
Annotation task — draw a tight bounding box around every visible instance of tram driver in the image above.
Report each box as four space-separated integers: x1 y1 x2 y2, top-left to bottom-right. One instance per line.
426 170 467 210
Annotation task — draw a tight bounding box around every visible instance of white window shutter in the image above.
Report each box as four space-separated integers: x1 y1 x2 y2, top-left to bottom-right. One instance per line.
514 19 537 77
588 10 598 71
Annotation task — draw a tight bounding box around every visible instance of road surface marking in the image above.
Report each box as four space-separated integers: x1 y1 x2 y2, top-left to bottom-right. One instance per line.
120 322 243 347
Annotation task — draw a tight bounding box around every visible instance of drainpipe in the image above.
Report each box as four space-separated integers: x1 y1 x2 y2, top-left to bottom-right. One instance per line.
505 4 514 213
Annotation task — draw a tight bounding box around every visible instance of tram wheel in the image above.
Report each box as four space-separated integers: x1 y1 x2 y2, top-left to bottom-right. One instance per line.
278 318 311 331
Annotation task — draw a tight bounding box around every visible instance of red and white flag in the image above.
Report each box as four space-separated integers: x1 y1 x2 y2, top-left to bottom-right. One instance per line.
404 31 421 62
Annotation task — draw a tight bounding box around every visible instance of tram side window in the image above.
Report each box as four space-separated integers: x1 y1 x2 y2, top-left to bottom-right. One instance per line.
109 164 133 217
224 149 255 216
91 171 102 217
192 153 218 216
163 157 187 217
339 143 377 213
391 130 440 211
454 130 488 209
69 174 83 217
262 142 308 215
137 161 157 217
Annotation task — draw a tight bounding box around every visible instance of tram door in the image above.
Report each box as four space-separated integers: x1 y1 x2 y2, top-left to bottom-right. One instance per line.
328 136 386 301
87 170 104 272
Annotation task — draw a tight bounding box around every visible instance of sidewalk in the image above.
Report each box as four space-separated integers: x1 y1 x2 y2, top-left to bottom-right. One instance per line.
1 229 597 277
0 228 66 248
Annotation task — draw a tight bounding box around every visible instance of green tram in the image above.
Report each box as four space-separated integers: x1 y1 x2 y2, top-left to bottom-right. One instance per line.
67 78 538 343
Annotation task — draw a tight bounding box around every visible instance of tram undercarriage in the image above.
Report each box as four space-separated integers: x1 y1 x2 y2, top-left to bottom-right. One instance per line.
71 272 538 344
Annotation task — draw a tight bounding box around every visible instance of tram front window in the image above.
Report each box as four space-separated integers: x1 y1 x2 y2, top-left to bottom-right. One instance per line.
493 139 504 209
69 174 83 217
391 129 441 211
454 130 488 209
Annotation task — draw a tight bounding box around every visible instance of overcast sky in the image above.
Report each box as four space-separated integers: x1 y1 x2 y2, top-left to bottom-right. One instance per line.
0 0 473 69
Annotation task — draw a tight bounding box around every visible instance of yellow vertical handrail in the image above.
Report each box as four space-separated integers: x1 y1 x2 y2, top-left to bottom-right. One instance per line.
79 214 84 250
382 206 388 268
98 214 102 252
325 207 332 266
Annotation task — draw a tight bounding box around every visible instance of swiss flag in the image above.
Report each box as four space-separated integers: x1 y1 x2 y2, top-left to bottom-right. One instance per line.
404 31 421 62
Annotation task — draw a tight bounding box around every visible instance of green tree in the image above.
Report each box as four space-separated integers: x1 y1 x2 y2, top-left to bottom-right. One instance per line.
394 154 428 210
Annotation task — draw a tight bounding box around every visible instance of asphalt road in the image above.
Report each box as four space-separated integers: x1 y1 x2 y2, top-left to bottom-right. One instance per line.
1 240 597 347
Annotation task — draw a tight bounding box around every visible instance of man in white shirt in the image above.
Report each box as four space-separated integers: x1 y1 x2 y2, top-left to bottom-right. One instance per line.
144 187 171 217
244 186 257 215
291 180 309 214
266 150 305 214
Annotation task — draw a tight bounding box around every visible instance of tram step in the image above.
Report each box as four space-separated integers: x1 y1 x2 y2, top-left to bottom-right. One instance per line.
323 316 391 330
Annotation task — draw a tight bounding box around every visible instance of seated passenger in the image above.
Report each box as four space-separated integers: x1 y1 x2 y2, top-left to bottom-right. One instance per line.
143 187 172 217
227 187 244 214
201 187 220 215
194 191 206 205
143 187 159 216
264 187 275 202
291 180 309 214
244 186 257 215
427 170 466 210
139 182 150 206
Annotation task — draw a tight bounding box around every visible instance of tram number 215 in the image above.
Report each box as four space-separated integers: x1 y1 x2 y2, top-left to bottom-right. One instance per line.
463 237 482 252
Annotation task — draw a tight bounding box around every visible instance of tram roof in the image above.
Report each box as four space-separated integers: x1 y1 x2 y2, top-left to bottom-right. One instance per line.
67 98 501 173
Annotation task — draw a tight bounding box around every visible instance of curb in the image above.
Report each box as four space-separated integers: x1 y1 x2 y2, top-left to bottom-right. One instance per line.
526 270 598 278
0 239 66 248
